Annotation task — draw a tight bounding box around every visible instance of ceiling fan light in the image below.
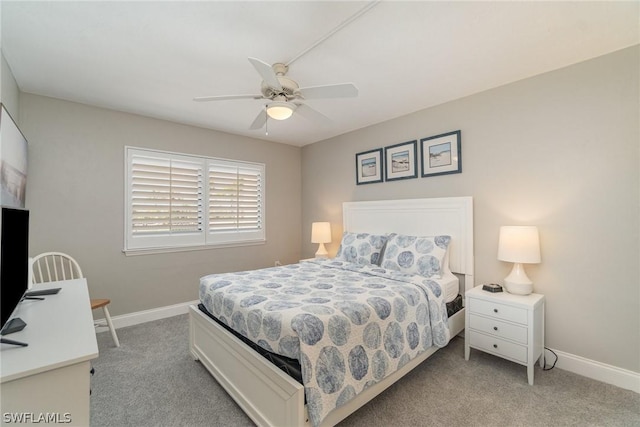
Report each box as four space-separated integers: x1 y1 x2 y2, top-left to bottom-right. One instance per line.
266 102 295 120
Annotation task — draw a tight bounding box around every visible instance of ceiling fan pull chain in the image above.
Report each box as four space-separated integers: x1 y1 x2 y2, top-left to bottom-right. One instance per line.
265 106 269 136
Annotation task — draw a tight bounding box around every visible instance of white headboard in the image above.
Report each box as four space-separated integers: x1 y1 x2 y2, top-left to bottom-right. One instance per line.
343 197 474 291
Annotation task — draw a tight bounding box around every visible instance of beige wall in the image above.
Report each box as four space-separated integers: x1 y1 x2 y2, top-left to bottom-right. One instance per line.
301 46 639 373
20 94 302 316
1 52 19 118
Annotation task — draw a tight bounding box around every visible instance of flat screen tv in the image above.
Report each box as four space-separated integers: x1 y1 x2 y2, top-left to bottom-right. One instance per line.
1 206 30 340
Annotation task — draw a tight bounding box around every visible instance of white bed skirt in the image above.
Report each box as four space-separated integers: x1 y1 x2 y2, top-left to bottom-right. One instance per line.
189 304 465 427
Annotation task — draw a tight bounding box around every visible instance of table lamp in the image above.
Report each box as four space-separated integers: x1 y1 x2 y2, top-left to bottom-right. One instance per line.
497 226 541 295
311 222 331 258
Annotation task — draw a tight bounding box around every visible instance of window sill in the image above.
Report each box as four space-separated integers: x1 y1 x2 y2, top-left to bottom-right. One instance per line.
123 240 266 256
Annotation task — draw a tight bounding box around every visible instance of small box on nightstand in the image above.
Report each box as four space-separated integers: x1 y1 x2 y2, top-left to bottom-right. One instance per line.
482 283 503 293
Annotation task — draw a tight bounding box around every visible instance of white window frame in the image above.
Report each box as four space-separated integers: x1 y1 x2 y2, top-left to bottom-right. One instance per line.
124 147 266 255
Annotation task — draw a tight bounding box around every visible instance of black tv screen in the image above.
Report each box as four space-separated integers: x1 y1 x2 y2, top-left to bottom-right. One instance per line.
0 207 29 331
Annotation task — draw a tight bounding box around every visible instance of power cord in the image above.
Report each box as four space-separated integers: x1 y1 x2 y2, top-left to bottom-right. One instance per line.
543 347 558 371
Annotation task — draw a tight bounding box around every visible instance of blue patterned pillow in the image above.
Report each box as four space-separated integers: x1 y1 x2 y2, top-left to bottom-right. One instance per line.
335 232 389 265
380 234 451 278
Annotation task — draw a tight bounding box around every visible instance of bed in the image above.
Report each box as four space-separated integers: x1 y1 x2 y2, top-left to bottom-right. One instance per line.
189 197 474 427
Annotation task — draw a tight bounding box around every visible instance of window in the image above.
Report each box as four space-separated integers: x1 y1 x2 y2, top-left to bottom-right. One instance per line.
125 147 265 254
207 160 264 245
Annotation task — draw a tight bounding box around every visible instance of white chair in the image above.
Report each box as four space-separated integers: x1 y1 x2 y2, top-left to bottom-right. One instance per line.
31 252 120 347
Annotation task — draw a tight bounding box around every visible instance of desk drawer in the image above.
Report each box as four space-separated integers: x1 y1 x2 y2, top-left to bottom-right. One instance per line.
469 298 527 324
469 331 527 364
469 314 528 344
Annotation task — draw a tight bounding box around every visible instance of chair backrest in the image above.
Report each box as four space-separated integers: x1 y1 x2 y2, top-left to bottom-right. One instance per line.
31 252 83 284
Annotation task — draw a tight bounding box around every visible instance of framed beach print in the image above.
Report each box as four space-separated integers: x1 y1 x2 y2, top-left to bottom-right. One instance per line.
384 140 417 182
420 130 461 177
355 148 383 185
0 104 28 208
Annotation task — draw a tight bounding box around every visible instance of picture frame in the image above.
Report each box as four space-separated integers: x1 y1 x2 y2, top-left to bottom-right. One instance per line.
355 148 383 185
420 130 461 177
384 140 417 182
0 104 28 208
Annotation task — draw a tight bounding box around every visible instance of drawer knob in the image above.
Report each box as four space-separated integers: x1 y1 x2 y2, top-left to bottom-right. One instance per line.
493 326 498 331
493 308 498 313
493 344 498 349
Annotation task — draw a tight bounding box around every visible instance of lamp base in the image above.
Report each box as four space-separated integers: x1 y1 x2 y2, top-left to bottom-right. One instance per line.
503 263 533 295
315 243 329 259
504 281 533 295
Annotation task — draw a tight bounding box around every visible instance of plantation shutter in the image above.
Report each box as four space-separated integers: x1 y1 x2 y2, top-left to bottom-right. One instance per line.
208 162 263 234
125 147 265 253
130 154 202 235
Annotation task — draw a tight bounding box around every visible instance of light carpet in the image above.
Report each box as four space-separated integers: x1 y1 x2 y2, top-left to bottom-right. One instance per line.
91 314 639 426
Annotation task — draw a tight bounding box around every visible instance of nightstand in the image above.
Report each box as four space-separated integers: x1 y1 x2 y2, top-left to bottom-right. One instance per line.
464 286 545 385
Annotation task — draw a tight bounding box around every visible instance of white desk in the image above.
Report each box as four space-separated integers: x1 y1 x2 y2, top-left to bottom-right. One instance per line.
1 279 99 425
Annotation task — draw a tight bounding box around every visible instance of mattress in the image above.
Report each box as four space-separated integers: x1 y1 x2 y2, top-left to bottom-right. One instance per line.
441 271 460 304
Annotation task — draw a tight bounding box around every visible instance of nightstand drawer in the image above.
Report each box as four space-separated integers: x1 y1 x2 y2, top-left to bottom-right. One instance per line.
469 314 528 344
469 298 528 324
469 331 528 363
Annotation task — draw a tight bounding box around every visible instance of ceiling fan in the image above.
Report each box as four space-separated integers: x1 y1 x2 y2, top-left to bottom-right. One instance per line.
193 57 358 130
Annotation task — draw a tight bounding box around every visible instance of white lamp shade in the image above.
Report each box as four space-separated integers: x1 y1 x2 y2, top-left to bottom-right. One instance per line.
267 102 295 120
498 226 541 295
311 222 331 259
497 226 541 264
311 222 332 244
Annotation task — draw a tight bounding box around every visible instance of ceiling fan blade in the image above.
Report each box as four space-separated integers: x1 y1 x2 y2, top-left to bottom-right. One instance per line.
297 83 358 99
248 57 283 91
193 94 262 102
249 109 267 130
295 103 331 124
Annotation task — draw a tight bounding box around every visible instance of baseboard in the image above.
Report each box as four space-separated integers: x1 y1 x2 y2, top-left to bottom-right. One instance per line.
94 300 198 332
95 302 639 394
548 348 640 393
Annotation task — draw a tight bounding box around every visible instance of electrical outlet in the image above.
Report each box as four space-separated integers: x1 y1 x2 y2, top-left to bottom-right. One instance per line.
274 260 282 267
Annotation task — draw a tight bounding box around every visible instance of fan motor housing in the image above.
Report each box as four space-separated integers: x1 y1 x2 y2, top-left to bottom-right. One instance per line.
261 76 299 100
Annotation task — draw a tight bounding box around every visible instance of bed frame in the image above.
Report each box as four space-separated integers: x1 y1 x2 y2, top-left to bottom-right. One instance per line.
189 197 474 427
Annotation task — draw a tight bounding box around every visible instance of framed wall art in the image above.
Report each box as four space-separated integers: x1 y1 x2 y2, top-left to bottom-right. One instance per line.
420 130 461 177
0 104 28 208
355 148 383 185
384 140 417 182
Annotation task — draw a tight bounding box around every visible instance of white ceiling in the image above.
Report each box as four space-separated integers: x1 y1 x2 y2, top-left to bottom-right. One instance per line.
2 1 638 147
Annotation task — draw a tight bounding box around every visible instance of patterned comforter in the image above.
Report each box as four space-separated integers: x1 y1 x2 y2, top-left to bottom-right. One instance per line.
199 259 451 427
